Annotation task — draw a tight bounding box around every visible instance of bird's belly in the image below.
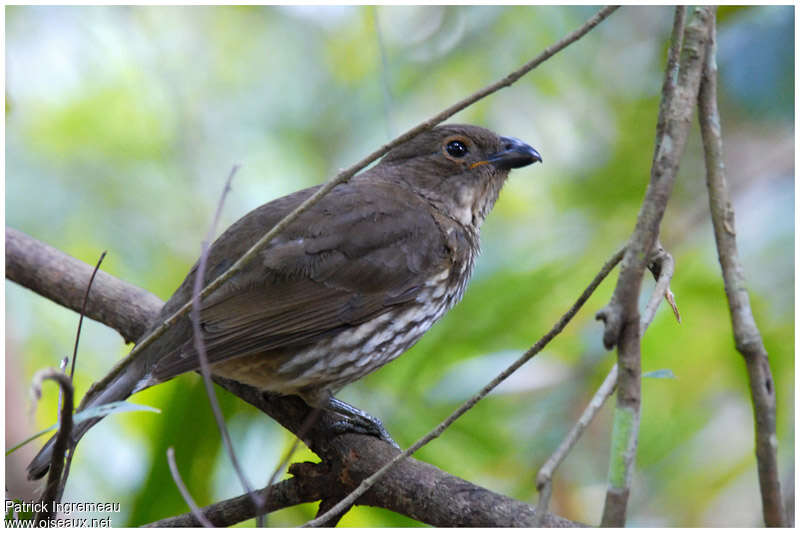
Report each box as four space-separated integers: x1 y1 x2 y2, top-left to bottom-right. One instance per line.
211 269 467 401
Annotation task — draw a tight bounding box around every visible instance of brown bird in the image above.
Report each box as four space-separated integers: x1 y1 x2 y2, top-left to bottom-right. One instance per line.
27 124 541 480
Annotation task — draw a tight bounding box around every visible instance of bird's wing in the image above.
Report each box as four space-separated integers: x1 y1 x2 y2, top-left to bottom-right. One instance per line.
148 182 451 382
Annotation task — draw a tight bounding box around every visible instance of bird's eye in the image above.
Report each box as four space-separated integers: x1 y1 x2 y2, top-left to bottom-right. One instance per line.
445 140 469 158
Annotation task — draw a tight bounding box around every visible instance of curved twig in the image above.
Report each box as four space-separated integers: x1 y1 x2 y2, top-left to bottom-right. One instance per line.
69 251 107 380
166 447 214 528
31 369 74 524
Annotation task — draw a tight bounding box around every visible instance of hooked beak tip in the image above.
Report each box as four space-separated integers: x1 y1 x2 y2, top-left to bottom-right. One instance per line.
488 136 542 169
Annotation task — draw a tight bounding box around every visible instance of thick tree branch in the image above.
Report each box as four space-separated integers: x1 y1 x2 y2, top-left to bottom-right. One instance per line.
697 10 786 527
6 227 162 343
6 228 583 527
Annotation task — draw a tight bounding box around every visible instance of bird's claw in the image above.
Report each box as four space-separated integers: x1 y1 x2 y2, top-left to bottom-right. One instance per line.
326 397 401 449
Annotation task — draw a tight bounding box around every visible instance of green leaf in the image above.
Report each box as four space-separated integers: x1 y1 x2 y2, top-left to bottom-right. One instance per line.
6 401 160 456
643 369 676 380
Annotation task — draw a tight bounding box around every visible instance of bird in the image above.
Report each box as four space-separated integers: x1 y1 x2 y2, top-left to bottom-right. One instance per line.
27 123 541 480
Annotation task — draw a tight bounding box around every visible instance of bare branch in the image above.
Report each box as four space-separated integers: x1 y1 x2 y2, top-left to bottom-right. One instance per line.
534 364 618 526
697 9 786 527
652 6 687 166
596 6 707 350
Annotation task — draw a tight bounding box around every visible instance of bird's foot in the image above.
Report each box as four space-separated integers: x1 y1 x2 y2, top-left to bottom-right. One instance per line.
326 397 400 449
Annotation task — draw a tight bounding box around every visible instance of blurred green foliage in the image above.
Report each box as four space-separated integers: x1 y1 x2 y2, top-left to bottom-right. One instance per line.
5 5 793 527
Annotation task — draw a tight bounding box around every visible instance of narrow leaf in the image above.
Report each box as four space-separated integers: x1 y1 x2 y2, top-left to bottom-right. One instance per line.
6 401 160 456
643 369 676 379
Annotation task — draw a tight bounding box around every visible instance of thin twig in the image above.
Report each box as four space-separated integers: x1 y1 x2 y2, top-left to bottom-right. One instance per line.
534 365 618 526
32 369 74 524
640 245 676 334
78 5 620 416
697 8 786 526
166 447 215 528
534 245 675 524
370 5 394 139
69 251 107 380
188 165 266 525
303 246 626 527
598 7 712 526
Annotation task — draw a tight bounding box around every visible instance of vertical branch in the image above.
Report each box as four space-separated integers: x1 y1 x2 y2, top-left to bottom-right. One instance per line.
596 7 711 526
652 7 687 165
697 9 786 527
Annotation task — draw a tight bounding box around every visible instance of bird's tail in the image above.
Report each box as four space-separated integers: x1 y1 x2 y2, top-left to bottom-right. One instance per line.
26 354 148 481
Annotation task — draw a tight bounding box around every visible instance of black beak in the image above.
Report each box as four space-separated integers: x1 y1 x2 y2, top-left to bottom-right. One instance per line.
487 136 542 169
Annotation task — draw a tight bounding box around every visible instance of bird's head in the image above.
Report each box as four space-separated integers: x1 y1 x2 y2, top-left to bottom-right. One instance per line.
374 124 541 228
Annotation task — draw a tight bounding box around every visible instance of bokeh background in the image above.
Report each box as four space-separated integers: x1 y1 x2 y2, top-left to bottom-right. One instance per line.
5 5 794 527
